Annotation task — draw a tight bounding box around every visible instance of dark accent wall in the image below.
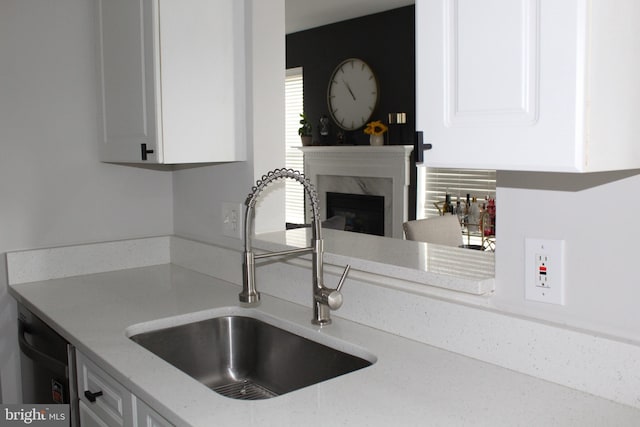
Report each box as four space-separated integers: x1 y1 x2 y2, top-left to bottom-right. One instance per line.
286 6 415 146
286 5 417 219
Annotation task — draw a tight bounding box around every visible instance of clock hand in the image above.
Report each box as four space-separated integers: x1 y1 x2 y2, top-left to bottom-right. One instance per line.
342 79 356 100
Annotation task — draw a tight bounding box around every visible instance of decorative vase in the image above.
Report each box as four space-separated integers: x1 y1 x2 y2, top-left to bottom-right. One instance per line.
369 134 384 146
300 135 312 146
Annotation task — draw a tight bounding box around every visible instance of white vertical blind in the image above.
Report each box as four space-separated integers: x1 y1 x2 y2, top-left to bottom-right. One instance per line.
285 68 305 224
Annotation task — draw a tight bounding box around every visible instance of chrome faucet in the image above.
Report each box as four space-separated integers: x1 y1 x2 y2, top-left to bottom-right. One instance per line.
240 168 350 326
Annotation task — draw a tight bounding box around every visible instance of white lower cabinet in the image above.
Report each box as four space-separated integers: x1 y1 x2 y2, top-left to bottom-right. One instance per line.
76 350 172 427
79 401 111 427
133 397 173 427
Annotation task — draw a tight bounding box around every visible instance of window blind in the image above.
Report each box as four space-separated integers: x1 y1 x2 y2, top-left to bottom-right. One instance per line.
285 68 305 224
420 167 496 218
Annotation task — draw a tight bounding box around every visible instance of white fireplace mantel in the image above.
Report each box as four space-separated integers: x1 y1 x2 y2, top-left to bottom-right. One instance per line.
300 145 413 238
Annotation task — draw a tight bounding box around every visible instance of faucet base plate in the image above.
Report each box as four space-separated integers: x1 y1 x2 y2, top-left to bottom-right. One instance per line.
239 292 260 304
312 318 332 327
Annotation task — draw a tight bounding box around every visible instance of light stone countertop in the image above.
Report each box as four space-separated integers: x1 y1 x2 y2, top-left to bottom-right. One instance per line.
252 228 495 295
9 263 640 427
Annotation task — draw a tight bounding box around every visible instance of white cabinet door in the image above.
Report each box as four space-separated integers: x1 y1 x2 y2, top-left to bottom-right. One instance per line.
416 0 640 172
96 0 245 164
79 400 112 427
76 351 132 427
96 0 159 163
76 350 174 427
133 397 173 427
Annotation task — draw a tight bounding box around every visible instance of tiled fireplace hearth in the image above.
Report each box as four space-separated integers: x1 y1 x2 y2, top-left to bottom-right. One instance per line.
300 146 413 238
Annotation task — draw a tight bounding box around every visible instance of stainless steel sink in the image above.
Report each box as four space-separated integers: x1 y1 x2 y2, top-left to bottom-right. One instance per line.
129 315 373 400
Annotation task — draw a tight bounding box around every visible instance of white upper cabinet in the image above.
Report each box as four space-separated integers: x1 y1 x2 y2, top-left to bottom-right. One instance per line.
96 0 245 164
417 0 640 172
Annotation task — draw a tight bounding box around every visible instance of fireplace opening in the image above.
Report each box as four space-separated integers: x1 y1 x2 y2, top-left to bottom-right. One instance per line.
326 192 385 236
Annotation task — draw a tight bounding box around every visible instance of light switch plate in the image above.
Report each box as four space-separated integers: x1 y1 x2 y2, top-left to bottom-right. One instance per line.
222 202 244 239
525 238 565 305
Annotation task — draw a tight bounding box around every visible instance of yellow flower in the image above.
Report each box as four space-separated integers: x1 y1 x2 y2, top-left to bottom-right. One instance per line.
363 120 388 136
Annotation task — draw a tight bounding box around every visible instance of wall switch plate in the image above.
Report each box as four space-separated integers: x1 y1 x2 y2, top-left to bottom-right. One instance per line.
222 202 244 239
525 238 565 305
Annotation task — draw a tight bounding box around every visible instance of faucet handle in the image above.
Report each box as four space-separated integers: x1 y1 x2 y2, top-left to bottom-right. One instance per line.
325 265 351 310
336 264 351 292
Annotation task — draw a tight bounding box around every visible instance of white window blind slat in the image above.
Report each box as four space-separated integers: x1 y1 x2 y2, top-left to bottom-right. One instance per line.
285 68 305 224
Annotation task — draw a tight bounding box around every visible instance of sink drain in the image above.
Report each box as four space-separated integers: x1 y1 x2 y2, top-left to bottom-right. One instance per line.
213 379 278 400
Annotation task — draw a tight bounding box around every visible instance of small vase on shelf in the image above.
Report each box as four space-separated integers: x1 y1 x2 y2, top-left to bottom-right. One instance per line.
369 134 384 146
364 120 388 146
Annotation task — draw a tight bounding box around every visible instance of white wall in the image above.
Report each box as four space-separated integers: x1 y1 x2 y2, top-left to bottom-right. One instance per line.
173 0 286 245
249 0 287 236
493 170 640 341
0 0 174 402
0 0 286 403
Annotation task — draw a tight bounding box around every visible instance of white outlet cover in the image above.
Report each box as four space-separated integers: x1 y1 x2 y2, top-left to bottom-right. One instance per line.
525 238 566 305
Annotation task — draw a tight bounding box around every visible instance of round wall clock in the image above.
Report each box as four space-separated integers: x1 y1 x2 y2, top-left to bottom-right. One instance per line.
327 58 379 131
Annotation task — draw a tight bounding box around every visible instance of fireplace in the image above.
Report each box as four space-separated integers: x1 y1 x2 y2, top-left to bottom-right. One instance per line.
327 192 385 236
301 145 413 238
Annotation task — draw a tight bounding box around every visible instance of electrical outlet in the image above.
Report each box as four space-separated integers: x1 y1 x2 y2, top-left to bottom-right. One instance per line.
525 238 565 305
535 254 549 288
222 202 243 239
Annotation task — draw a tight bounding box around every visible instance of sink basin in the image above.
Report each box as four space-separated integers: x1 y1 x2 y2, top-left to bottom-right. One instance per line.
129 315 373 400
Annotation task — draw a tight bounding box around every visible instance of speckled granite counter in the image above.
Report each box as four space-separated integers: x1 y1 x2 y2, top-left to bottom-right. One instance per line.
8 259 640 426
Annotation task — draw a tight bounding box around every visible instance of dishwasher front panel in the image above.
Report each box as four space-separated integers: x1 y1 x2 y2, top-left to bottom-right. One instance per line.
18 303 79 426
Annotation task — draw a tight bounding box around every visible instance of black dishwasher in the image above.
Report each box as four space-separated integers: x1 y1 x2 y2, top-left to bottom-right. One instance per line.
18 303 79 426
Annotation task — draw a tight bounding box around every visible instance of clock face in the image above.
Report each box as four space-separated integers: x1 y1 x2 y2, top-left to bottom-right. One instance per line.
327 58 379 131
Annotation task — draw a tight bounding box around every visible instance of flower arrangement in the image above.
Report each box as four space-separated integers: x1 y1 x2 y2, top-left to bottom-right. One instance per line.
363 120 388 136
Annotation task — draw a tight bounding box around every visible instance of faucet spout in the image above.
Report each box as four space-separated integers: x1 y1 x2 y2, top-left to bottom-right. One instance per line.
240 168 349 326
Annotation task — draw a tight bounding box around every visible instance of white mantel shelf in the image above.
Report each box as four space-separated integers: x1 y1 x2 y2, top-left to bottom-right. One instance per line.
300 145 414 154
299 145 413 173
300 145 414 238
